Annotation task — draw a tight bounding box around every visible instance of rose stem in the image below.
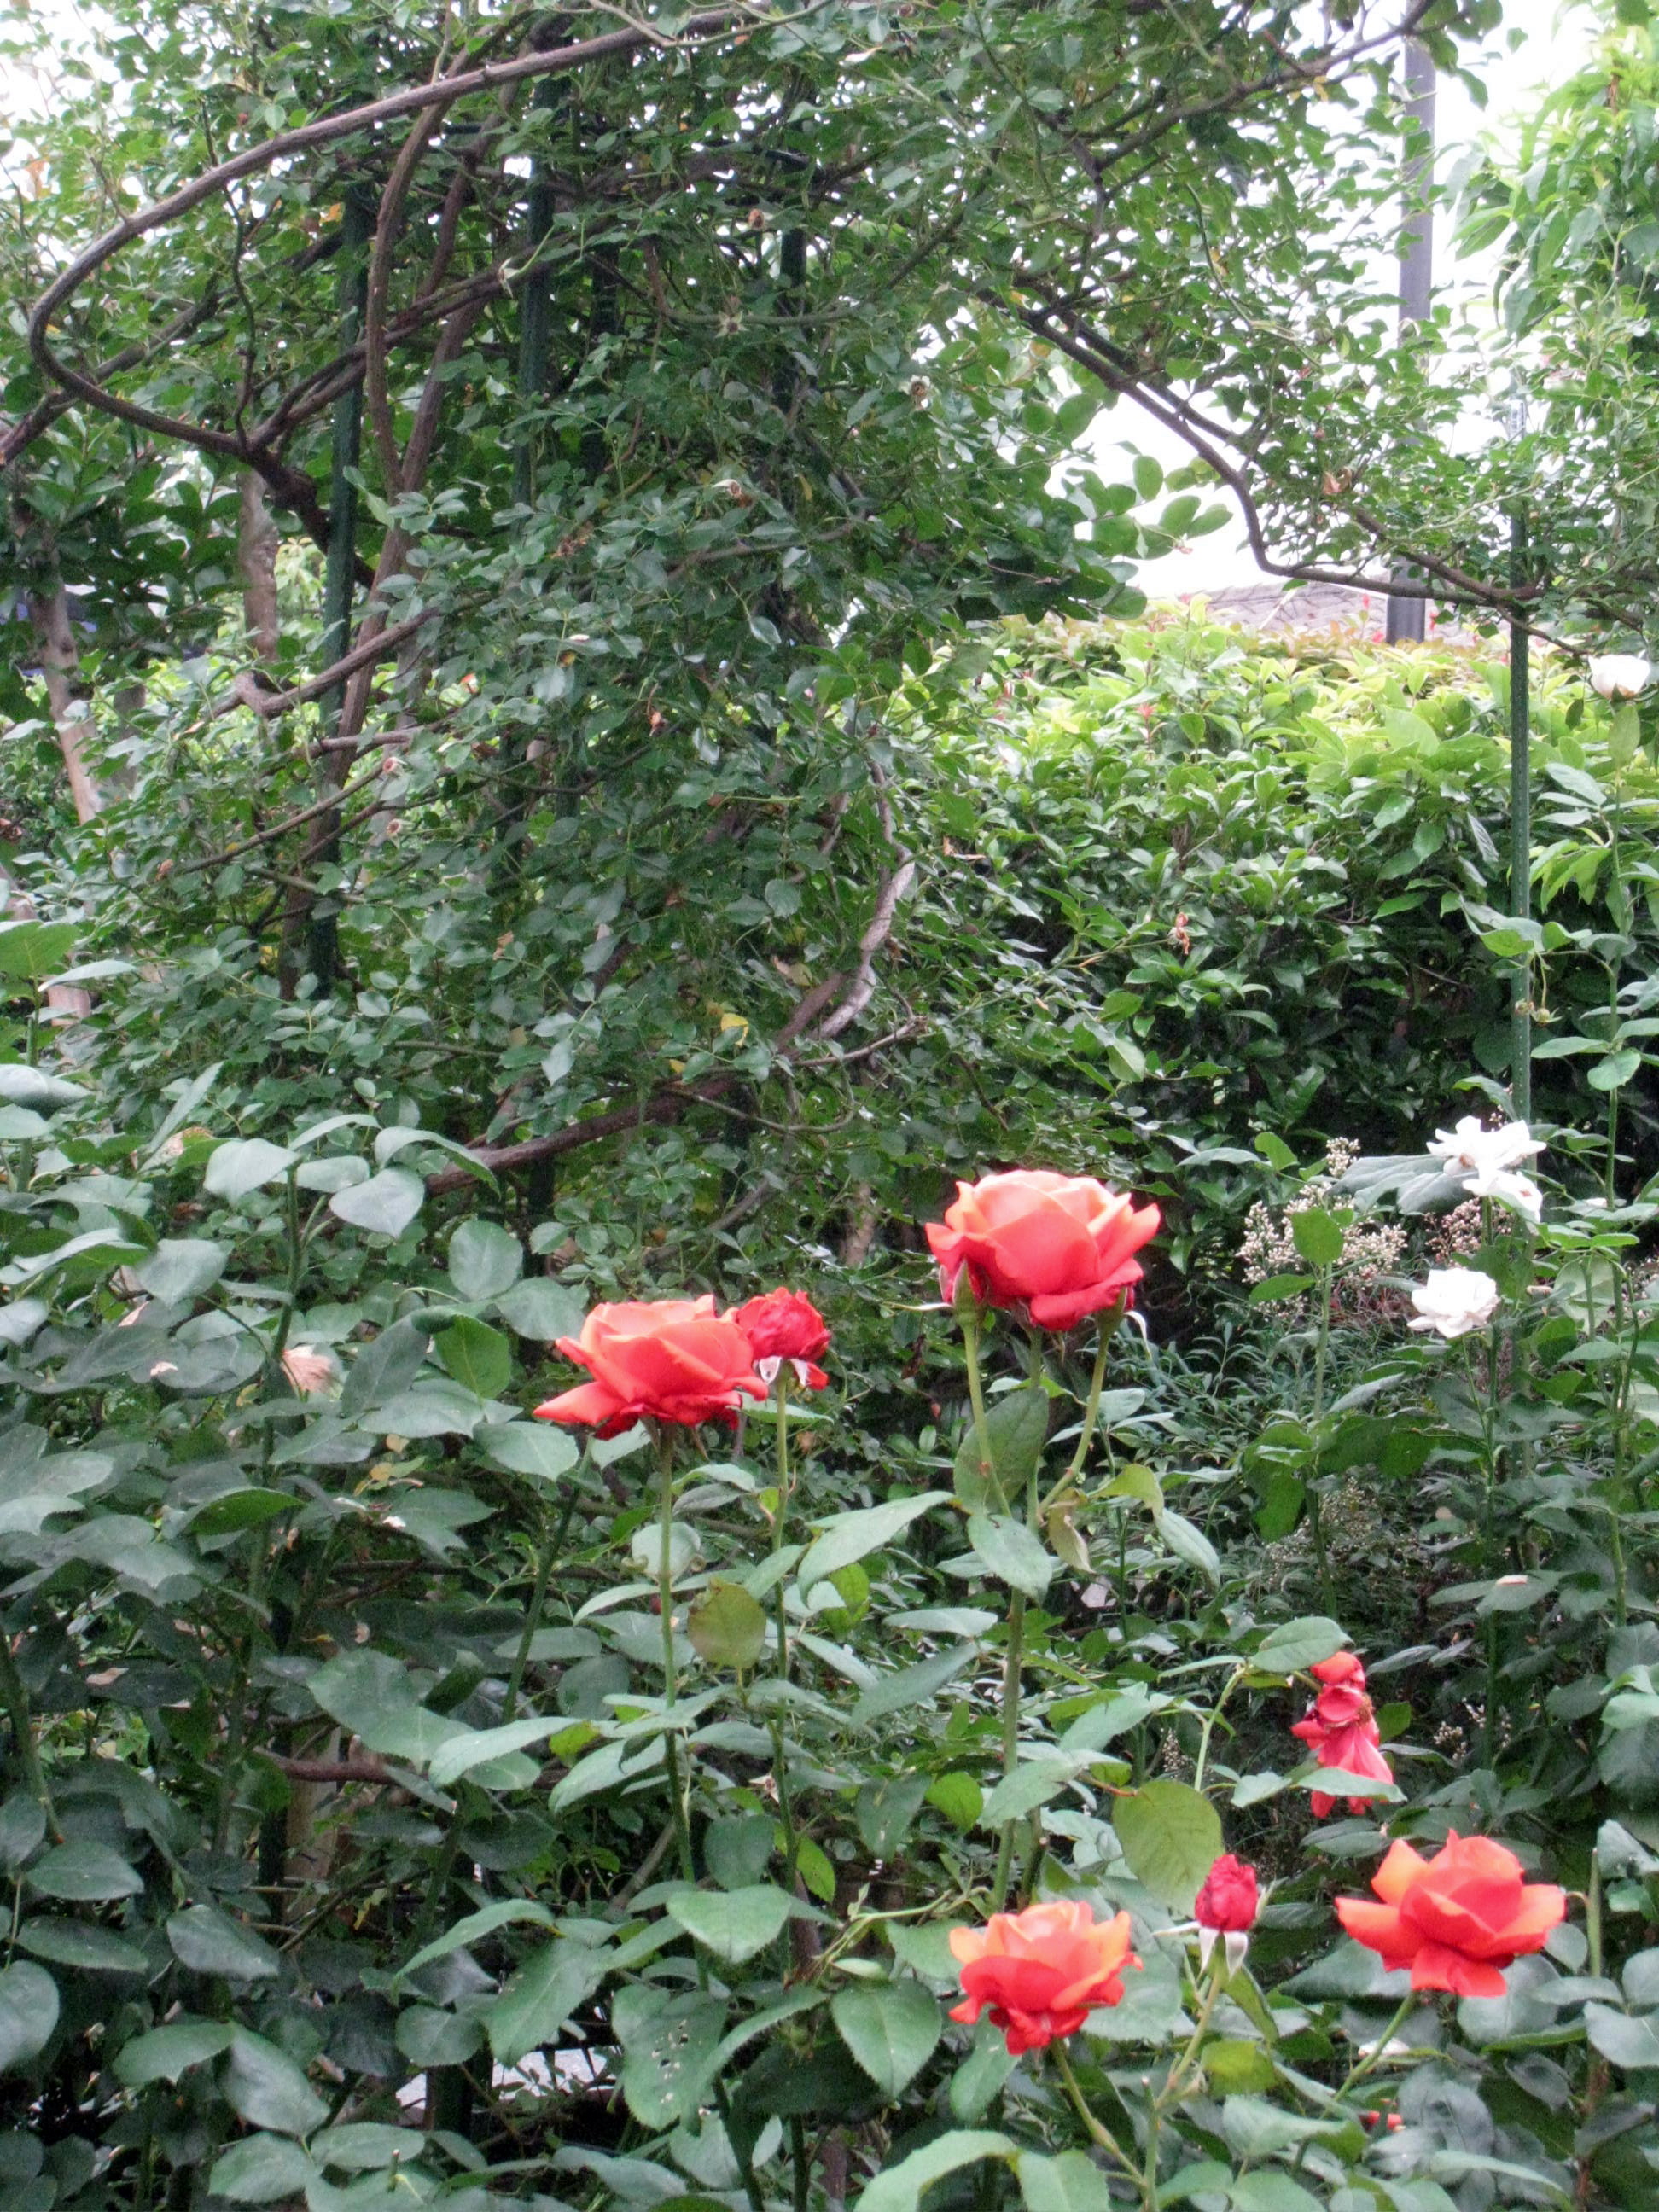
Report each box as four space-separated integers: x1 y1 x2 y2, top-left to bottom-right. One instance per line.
502 1447 585 1723
655 1423 695 1883
772 1365 792 1677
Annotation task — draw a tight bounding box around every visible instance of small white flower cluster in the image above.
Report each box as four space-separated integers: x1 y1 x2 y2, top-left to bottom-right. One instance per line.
1424 1198 1485 1266
1238 1140 1405 1306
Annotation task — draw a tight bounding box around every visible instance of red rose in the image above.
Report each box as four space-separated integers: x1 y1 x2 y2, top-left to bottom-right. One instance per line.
1195 1854 1259 1934
534 1296 766 1436
1291 1654 1394 1817
731 1288 830 1388
949 1901 1141 2056
925 1168 1161 1330
1336 1831 1567 1999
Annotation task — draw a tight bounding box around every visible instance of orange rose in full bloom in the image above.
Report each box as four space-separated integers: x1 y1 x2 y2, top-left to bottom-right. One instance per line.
949 1901 1141 2055
926 1169 1161 1330
534 1297 766 1436
1336 1832 1567 1999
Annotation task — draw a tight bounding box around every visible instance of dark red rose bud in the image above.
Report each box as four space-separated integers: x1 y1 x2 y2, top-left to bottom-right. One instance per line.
1195 1854 1259 1933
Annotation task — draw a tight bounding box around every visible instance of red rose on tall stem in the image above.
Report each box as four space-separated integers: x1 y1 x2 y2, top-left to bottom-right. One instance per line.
1336 1832 1566 1998
1195 1854 1259 1934
535 1296 766 1436
1291 1650 1394 1816
926 1168 1161 1330
731 1288 830 1388
949 1901 1141 2056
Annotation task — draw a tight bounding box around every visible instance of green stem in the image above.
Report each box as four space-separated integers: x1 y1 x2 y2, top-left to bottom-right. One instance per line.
988 1590 1027 1913
772 1369 791 1679
1190 1667 1244 1796
1050 2038 1140 2186
0 1633 58 1841
503 1475 581 1726
1340 1990 1417 2095
655 1428 695 1884
961 1309 1004 1511
1587 1856 1604 1982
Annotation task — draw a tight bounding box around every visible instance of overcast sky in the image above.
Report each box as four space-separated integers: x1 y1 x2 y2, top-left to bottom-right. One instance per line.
1120 1 1604 601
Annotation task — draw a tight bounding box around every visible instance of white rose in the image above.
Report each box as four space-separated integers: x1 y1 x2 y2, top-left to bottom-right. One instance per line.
1588 653 1654 701
1409 1268 1502 1339
1426 1115 1545 1220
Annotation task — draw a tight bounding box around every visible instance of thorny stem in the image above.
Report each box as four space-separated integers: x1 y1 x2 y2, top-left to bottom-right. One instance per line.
1307 1263 1334 1610
655 1427 696 1883
988 1588 1027 1915
960 1307 1004 1511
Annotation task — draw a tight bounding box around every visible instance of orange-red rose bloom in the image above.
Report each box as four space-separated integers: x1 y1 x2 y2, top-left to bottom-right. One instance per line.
949 1901 1141 2055
1195 1854 1259 1933
731 1289 830 1388
926 1169 1161 1330
534 1296 766 1436
1336 1831 1566 1999
1292 1651 1394 1817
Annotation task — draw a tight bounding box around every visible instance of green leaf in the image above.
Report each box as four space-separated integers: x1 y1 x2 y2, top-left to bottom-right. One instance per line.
393 1898 557 1987
204 1138 299 1201
706 1815 775 1890
849 1641 979 1728
855 1772 931 1858
494 1276 586 1341
1113 1778 1223 1911
1585 2000 1659 2068
927 1772 984 1830
1226 2174 1324 2212
953 1387 1048 1510
478 1422 578 1480
27 1841 144 1901
616 1988 729 2127
688 1580 769 1670
427 1717 562 1790
1290 1207 1344 1267
1250 1617 1348 1675
394 2007 482 2065
312 2123 428 2174
208 2136 318 2203
831 1980 941 2098
978 1758 1085 1829
1153 1507 1220 1582
1015 2150 1114 2212
858 2129 1015 2212
0 1794 45 1871
0 921 77 981
115 2017 235 2087
486 1938 608 2065
446 1218 523 1302
966 1511 1053 1599
795 1491 948 1589
0 1104 49 1138
329 1167 424 1238
224 2029 329 2138
0 1063 84 1109
1248 1273 1313 1305
1590 1049 1643 1092
168 1906 282 1985
136 1238 228 1303
434 1314 512 1398
665 1883 794 1964
0 1962 56 2072
17 1917 148 1975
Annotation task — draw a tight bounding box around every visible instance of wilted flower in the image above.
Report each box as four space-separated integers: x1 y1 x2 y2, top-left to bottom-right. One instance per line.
1426 1115 1545 1222
1408 1268 1501 1341
282 1344 337 1397
1588 653 1653 701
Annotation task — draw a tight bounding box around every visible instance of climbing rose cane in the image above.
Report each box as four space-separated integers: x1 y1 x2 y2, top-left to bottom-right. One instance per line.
1194 1853 1259 1973
950 1901 1141 2055
1336 1832 1566 1998
731 1288 830 1388
927 1168 1160 1330
535 1297 766 1436
1291 1652 1394 1816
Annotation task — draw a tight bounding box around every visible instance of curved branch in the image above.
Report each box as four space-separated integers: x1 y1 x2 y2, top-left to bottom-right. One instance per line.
16 6 761 466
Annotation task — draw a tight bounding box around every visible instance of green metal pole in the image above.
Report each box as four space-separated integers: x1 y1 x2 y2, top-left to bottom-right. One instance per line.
1509 509 1531 1124
513 78 556 509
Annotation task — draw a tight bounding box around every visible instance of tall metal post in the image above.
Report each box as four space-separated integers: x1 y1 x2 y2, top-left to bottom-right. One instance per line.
1386 38 1435 646
1509 509 1532 1122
